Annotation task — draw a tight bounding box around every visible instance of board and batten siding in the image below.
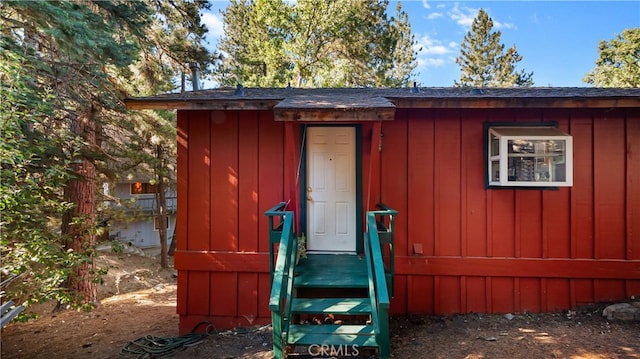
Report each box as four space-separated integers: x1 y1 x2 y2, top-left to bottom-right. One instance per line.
175 107 640 332
175 110 285 332
385 108 640 316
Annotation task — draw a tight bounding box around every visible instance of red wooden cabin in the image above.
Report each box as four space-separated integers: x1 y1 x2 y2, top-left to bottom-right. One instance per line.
126 87 640 335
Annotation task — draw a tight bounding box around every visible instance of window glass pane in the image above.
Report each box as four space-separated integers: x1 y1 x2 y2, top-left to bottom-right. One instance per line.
490 133 499 156
131 182 143 194
552 162 566 182
131 182 158 194
506 139 567 182
509 157 535 181
491 161 500 181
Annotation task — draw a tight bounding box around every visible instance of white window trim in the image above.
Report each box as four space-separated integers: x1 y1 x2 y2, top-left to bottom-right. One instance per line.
487 126 573 188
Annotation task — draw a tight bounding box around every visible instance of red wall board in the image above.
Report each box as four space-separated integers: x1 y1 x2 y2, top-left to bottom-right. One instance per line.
257 113 283 253
258 273 271 319
407 112 434 256
187 271 210 315
407 276 434 314
573 279 594 306
237 272 258 320
545 279 570 312
177 271 188 315
627 110 640 260
461 116 487 257
490 277 514 313
283 122 300 232
543 188 571 258
570 115 595 259
210 272 238 316
210 110 239 252
362 122 381 212
177 111 189 252
396 256 640 279
407 113 434 255
176 110 190 316
594 115 626 259
174 251 270 272
436 276 461 314
594 279 626 302
516 191 542 258
489 190 515 257
465 277 487 313
626 280 640 298
518 278 541 313
380 114 408 256
187 111 211 251
238 112 259 252
434 114 462 256
390 275 407 315
544 114 571 259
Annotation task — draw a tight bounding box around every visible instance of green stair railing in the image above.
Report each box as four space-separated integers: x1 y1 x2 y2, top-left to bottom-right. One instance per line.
369 203 398 297
265 202 288 284
265 202 396 359
365 211 391 358
267 209 296 359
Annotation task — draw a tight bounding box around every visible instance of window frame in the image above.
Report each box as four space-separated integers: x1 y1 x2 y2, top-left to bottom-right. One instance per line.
484 122 573 189
130 182 159 195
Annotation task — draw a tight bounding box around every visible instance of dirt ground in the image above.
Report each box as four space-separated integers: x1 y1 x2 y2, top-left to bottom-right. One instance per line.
1 250 638 359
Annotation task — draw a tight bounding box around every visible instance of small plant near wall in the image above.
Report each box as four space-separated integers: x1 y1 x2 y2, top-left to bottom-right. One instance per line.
297 233 307 264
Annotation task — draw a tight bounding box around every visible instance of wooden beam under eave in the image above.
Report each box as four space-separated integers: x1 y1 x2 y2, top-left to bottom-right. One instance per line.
389 97 640 109
274 108 395 122
124 99 281 111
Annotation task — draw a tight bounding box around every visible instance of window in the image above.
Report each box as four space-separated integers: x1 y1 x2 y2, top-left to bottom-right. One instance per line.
487 125 573 188
131 182 158 194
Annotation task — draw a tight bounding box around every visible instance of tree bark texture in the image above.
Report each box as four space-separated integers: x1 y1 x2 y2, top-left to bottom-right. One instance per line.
156 144 169 269
61 108 98 306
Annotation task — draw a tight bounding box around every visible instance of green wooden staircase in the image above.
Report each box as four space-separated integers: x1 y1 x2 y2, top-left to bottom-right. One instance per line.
265 203 397 358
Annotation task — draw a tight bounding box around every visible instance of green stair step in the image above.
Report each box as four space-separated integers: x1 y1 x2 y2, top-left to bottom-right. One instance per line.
294 254 369 288
287 324 378 347
294 272 369 288
291 297 371 315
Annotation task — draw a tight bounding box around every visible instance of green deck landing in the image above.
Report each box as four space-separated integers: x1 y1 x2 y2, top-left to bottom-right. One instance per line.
294 254 369 288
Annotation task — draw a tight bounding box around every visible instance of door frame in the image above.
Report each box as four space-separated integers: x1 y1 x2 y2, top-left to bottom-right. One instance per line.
299 124 364 254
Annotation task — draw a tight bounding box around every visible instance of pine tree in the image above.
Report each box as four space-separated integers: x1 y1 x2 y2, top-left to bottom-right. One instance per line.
0 0 212 307
385 2 418 87
215 0 417 87
1 1 152 307
583 28 640 87
455 9 533 87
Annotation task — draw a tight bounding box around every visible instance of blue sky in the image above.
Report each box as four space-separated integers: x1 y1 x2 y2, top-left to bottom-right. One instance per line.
201 1 639 87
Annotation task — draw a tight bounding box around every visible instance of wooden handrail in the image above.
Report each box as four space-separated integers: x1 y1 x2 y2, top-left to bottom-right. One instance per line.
267 211 296 359
264 202 288 216
365 212 391 358
369 202 399 215
265 202 289 283
370 203 397 297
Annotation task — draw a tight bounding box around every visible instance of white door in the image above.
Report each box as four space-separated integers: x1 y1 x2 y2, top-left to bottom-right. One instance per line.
306 127 357 253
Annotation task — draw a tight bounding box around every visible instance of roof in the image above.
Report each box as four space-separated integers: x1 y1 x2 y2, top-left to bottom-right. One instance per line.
124 87 640 113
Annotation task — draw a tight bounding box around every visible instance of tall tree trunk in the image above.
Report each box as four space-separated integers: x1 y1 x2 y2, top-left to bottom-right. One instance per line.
61 107 98 306
156 144 169 269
